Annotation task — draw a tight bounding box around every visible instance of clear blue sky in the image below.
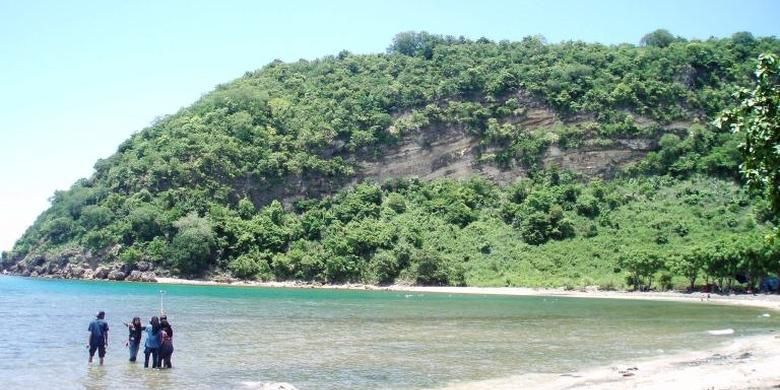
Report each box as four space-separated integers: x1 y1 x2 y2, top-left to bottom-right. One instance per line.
1 0 778 252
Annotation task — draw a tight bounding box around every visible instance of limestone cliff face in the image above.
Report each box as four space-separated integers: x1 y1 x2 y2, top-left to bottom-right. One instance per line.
240 103 688 209
355 107 684 186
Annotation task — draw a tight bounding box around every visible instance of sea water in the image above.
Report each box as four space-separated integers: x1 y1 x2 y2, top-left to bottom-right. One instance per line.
0 275 777 389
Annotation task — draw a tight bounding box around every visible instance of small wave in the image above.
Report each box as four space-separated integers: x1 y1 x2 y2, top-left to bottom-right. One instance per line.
706 328 734 335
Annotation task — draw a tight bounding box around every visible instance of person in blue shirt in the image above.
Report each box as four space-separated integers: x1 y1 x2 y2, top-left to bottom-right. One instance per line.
143 316 161 368
87 311 109 365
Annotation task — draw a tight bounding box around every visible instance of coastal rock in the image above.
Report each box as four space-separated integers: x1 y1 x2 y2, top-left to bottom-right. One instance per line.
126 270 157 282
93 267 109 279
46 262 59 274
119 263 131 274
31 255 46 267
136 261 152 272
62 264 86 279
140 271 157 282
30 271 39 277
107 270 126 281
60 264 73 278
22 270 31 277
72 266 85 278
82 269 94 279
53 248 81 266
126 270 143 281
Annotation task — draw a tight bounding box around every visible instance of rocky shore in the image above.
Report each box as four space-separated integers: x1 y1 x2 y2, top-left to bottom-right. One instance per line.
1 247 158 282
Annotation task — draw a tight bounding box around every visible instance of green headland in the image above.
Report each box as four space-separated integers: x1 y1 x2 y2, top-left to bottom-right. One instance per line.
2 30 779 291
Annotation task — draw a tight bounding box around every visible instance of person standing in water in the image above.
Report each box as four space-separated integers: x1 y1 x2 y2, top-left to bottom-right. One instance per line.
159 315 174 368
124 317 146 362
158 329 174 369
160 315 173 339
87 311 109 365
143 316 161 368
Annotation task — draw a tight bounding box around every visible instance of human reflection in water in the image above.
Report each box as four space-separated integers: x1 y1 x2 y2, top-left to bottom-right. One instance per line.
84 363 108 390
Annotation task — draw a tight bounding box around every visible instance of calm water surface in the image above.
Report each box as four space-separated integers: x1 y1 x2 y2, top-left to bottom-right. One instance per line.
0 276 777 389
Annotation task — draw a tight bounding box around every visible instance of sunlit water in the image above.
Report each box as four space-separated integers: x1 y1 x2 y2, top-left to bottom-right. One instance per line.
0 276 778 389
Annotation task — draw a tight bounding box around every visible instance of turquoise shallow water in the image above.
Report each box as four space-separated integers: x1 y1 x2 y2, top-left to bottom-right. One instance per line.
0 276 778 389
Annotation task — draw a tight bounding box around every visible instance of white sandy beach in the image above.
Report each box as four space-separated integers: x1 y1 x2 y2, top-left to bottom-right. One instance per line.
435 333 780 390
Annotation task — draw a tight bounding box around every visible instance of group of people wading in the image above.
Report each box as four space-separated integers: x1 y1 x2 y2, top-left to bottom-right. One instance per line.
87 311 175 368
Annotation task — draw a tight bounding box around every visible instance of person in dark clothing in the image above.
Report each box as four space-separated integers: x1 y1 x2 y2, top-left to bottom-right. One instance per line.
160 315 173 339
158 329 174 369
123 317 146 362
87 311 109 365
160 315 174 367
143 316 161 368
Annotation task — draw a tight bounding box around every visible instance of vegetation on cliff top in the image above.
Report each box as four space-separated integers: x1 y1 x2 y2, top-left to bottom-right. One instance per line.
2 31 779 290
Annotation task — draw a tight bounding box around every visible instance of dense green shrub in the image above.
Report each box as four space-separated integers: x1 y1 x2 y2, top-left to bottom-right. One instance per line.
228 250 271 279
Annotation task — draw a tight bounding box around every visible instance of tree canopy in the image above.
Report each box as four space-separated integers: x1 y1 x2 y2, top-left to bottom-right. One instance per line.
639 29 680 48
718 53 780 216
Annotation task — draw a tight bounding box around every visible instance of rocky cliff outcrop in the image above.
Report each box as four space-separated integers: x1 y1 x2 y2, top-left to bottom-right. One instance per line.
354 107 685 186
239 102 688 209
4 250 158 283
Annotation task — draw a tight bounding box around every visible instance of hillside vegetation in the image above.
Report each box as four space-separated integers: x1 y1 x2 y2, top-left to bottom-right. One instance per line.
2 30 779 290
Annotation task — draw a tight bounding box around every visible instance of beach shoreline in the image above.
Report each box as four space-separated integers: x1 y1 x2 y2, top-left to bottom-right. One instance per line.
6 273 779 388
433 332 780 390
155 277 780 312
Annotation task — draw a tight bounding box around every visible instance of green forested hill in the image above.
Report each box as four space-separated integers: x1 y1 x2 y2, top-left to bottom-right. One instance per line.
3 31 778 289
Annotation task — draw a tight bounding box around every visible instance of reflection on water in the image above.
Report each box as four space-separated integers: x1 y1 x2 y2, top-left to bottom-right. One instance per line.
0 276 777 389
84 365 108 390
